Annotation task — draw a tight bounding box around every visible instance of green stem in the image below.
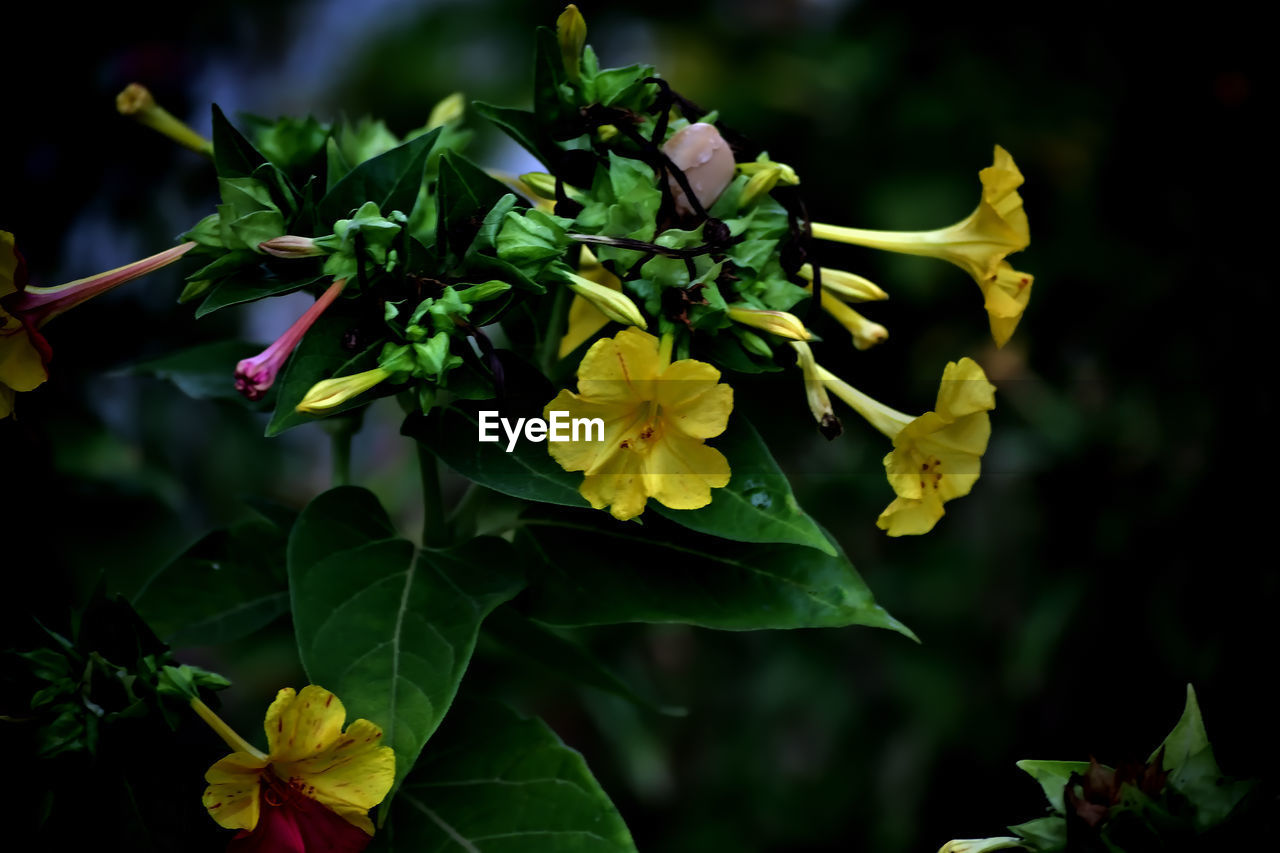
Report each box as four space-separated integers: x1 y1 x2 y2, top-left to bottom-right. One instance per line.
539 282 570 375
330 427 352 487
417 444 449 548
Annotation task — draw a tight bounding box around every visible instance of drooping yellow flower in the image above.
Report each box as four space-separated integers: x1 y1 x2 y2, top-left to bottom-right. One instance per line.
818 357 996 536
546 328 733 520
0 231 49 419
810 146 1032 346
196 686 394 843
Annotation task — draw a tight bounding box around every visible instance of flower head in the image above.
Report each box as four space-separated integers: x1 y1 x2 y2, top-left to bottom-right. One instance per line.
0 232 50 419
818 357 996 536
546 328 733 520
197 686 394 850
810 146 1032 346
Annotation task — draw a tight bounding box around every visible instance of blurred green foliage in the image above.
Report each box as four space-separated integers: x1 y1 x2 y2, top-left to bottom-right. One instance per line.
2 0 1272 850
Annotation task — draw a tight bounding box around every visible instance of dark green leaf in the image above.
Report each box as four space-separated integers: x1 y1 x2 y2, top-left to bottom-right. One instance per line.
472 102 553 166
288 487 526 796
436 151 521 265
123 340 262 403
265 309 388 436
1009 817 1065 850
196 274 324 318
653 416 835 555
517 507 914 635
211 104 270 179
380 701 636 853
132 514 292 647
318 127 440 225
483 608 683 716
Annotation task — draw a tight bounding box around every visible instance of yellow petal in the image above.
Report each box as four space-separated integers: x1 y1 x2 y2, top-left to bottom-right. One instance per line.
576 327 660 405
264 686 347 763
1 230 18 299
876 495 945 537
0 320 49 392
545 389 642 474
203 751 268 831
657 360 733 439
281 717 395 833
979 263 1033 347
933 357 996 421
643 431 731 510
578 447 649 520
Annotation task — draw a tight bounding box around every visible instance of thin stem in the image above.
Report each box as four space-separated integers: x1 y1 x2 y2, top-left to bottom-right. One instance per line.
190 698 268 760
331 428 352 487
417 444 449 548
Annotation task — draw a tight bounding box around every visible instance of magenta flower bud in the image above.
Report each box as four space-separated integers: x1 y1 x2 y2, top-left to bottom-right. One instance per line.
234 278 348 400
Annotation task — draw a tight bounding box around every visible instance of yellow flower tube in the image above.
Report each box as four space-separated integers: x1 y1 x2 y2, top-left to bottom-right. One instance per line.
811 145 1032 346
816 289 888 350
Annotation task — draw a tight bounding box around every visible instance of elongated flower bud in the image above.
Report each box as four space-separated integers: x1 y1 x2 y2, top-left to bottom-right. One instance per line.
296 367 392 414
258 236 323 258
791 342 841 439
799 264 887 302
235 278 348 400
9 242 196 328
116 83 213 155
565 271 647 329
427 92 466 129
816 289 888 349
727 306 812 341
662 123 735 216
557 4 588 83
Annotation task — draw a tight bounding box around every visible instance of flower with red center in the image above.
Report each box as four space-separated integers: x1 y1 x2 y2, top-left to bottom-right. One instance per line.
194 686 395 852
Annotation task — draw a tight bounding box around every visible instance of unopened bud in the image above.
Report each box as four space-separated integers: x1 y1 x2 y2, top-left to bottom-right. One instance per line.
818 290 888 350
801 264 888 302
296 368 392 414
427 92 465 129
565 272 647 329
727 306 812 341
557 5 588 83
259 235 323 258
116 83 213 155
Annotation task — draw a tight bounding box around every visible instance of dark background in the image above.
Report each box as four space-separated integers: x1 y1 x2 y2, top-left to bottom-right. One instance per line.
2 1 1273 850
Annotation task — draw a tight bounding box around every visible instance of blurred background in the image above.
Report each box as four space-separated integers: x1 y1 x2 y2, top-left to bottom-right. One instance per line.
2 0 1272 850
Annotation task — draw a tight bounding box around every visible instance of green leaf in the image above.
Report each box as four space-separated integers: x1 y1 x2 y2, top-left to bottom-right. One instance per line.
381 701 636 853
265 309 387 436
288 487 526 796
653 416 835 555
1149 684 1215 773
472 102 553 166
1015 760 1094 814
517 507 914 635
211 104 270 179
483 608 684 716
318 127 440 225
436 151 521 264
1008 816 1064 850
123 340 262 402
132 515 291 648
195 274 323 318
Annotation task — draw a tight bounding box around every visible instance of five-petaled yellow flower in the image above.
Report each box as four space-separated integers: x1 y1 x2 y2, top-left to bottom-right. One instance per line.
811 145 1033 347
818 357 996 536
546 327 734 520
197 685 394 850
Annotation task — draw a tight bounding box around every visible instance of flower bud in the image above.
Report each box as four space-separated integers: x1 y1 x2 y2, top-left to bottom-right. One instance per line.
727 306 812 341
565 272 647 329
296 368 392 414
258 235 323 258
116 83 213 155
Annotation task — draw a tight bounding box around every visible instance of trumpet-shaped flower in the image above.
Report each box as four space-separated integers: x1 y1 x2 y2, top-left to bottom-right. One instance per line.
0 232 49 419
235 278 348 400
195 686 394 851
818 357 996 536
546 328 733 520
810 146 1032 346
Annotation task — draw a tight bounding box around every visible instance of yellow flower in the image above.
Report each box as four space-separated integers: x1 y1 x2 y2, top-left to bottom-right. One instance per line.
818 357 996 536
810 145 1032 347
546 328 733 520
196 686 394 839
1 232 49 419
296 368 392 413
